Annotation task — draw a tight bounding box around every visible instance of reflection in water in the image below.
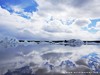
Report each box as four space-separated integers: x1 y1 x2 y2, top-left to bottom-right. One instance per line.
0 45 100 75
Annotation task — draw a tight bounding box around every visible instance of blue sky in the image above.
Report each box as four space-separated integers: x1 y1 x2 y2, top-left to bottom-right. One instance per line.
0 1 100 75
0 0 99 25
0 0 38 18
0 0 38 12
0 0 100 40
82 19 100 33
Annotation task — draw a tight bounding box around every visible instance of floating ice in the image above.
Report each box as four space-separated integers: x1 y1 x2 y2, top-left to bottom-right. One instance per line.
68 39 84 47
0 36 18 48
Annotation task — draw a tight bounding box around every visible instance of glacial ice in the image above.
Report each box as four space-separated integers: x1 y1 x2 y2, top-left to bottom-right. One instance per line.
0 36 18 48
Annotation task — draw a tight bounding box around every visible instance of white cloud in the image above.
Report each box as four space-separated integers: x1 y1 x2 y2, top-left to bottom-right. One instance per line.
1 1 100 74
43 19 72 33
94 31 100 40
10 5 24 12
0 7 30 28
0 3 99 40
95 22 100 30
36 0 100 19
73 18 91 27
0 6 47 39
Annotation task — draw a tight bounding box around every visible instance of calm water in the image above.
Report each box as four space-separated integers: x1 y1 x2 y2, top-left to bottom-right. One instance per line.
0 45 100 75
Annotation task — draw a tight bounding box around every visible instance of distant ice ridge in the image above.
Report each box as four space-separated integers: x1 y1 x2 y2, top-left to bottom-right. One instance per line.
0 36 18 48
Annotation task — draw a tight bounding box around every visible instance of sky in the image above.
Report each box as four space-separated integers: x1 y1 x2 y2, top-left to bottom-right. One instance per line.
0 0 100 74
0 0 100 40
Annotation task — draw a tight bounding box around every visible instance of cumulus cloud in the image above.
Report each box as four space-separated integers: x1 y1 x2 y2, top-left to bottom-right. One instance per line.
0 7 31 28
0 7 96 40
43 19 72 33
95 22 100 30
0 6 43 39
0 0 100 40
1 1 100 75
73 18 91 27
36 0 100 18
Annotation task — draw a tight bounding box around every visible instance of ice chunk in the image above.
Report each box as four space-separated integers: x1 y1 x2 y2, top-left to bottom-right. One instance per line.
0 36 18 48
68 39 83 47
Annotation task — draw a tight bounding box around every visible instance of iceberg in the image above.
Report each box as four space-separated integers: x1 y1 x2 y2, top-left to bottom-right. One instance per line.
0 36 18 48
